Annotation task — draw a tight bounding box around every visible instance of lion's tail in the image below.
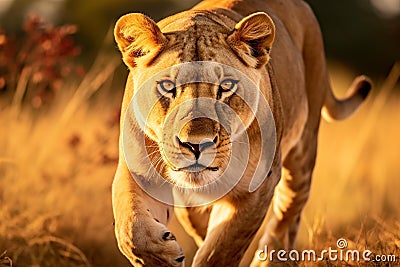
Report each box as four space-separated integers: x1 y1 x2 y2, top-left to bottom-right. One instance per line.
322 75 372 122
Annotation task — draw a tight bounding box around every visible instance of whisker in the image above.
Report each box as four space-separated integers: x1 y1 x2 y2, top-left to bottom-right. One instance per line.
144 164 155 178
144 146 160 150
151 156 163 168
142 149 160 159
144 155 163 178
154 158 165 172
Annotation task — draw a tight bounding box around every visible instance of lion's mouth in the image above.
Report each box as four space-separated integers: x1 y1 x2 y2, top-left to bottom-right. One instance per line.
171 163 219 172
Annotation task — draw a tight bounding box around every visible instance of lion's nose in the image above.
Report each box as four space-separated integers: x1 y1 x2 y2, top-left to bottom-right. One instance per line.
176 136 219 160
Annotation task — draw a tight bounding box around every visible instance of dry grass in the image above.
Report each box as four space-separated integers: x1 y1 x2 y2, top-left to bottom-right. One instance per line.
0 61 399 266
298 62 400 266
0 54 128 267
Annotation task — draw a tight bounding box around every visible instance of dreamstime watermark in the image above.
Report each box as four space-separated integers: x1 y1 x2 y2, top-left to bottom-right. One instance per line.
256 238 398 263
122 61 276 206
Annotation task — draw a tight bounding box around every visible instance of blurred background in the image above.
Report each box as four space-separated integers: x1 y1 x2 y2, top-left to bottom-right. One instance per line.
0 0 399 266
1 0 399 76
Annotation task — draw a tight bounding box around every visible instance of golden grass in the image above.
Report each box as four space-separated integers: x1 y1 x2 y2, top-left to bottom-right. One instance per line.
0 54 128 267
297 62 400 266
0 62 399 266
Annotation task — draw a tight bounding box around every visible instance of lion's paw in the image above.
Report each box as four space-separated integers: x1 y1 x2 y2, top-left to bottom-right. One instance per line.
115 213 184 267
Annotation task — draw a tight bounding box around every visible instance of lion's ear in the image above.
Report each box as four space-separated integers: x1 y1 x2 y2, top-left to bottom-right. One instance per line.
227 12 275 68
114 13 166 68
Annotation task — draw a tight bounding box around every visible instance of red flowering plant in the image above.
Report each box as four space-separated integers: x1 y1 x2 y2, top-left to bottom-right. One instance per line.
0 14 84 109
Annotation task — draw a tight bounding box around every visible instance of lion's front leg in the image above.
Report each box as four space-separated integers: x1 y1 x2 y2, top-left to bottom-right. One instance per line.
112 163 185 267
191 173 279 267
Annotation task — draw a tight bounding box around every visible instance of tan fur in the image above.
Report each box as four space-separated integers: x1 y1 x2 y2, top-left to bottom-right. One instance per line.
112 0 371 266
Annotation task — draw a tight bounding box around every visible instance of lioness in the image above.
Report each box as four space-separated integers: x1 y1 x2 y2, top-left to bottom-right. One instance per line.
112 0 371 266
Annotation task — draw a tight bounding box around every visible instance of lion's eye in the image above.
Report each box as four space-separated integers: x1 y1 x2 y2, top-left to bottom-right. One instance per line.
219 79 239 92
157 80 176 96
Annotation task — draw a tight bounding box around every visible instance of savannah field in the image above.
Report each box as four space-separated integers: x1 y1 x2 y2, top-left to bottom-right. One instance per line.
0 18 399 267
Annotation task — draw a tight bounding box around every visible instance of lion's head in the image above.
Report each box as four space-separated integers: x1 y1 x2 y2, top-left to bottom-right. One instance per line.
115 11 275 189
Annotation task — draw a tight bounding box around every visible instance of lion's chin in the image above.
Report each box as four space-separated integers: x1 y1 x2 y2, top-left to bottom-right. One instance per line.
167 168 221 189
